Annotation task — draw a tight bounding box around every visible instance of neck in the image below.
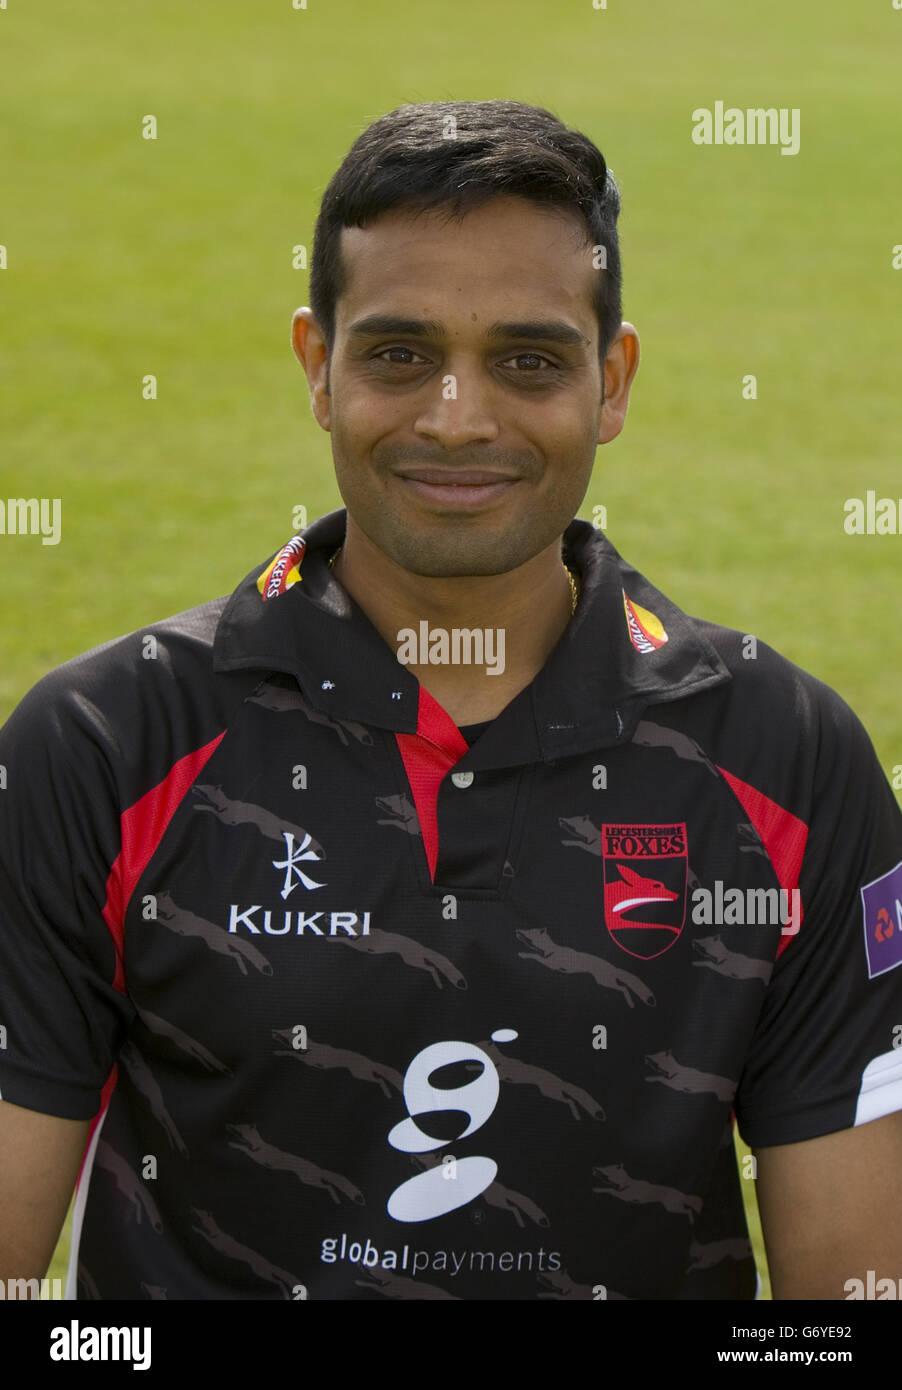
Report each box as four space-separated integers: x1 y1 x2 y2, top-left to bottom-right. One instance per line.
330 517 576 726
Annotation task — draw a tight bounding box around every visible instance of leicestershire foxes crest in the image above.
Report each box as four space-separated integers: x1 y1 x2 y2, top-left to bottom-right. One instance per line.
602 823 688 959
257 535 306 601
623 590 668 653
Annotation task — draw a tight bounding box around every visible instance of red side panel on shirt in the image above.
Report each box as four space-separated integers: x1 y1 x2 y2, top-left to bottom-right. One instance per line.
395 688 469 879
717 765 809 958
101 731 227 988
83 732 227 1174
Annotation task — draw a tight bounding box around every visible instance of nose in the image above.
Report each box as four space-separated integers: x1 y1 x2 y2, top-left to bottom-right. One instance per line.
412 362 502 449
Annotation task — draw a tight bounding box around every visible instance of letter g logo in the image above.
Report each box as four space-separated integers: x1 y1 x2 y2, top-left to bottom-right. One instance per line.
386 1032 516 1222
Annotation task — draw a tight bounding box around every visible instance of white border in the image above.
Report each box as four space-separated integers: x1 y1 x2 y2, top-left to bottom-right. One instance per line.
64 1103 110 1300
854 1048 902 1127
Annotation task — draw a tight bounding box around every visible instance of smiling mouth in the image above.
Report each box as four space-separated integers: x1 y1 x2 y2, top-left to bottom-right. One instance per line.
396 468 519 485
394 469 522 509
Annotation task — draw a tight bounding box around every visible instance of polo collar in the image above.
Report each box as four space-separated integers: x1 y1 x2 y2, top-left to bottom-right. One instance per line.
213 507 731 766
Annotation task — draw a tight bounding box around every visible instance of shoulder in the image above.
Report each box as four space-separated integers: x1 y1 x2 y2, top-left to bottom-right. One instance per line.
682 614 874 762
663 616 898 859
3 595 228 733
0 595 255 812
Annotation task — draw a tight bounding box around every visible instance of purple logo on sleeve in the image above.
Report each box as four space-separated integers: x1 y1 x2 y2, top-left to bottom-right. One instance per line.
860 860 902 979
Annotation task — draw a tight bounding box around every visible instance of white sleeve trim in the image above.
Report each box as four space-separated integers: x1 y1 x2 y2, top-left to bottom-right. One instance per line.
854 1047 902 1126
65 1103 110 1300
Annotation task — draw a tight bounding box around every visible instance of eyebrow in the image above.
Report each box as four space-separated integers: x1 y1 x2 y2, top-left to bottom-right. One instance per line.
345 314 588 348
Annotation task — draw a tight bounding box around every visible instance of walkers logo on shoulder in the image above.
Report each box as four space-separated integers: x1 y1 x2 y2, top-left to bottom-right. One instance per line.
602 823 688 959
860 859 902 979
257 535 306 601
623 591 668 653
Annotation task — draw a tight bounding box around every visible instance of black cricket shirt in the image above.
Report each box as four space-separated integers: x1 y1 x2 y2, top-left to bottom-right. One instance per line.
2 507 902 1301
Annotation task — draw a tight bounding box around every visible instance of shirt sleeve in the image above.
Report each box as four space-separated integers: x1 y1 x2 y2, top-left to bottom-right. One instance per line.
734 683 902 1148
0 660 135 1120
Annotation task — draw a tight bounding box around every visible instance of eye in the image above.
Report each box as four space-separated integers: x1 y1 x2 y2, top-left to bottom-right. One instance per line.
372 346 429 366
500 352 559 372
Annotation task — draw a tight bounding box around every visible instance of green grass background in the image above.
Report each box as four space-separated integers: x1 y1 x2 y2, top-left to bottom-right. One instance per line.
3 0 901 1301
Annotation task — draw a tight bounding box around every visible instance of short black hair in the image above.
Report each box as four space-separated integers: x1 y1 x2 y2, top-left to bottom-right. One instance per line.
309 100 622 365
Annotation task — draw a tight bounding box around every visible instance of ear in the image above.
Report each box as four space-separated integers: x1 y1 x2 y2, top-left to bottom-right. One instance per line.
291 307 332 431
597 322 640 446
617 864 643 885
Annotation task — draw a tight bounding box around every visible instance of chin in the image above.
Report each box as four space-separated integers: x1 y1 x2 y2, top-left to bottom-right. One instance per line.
351 501 559 577
382 529 516 577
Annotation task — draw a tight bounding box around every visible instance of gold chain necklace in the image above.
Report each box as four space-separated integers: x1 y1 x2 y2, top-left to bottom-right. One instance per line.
328 546 580 616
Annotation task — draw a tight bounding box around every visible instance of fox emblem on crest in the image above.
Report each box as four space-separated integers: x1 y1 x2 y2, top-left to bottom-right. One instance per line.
601 823 688 960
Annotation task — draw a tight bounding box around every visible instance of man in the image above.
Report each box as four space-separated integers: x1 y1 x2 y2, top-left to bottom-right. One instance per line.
1 100 901 1302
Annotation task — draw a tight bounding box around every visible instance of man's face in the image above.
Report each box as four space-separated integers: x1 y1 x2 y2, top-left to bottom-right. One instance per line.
296 195 637 577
